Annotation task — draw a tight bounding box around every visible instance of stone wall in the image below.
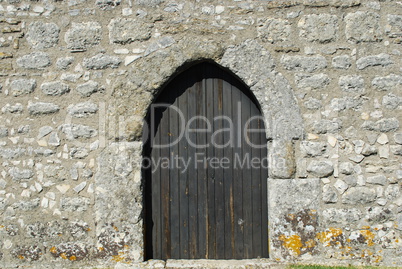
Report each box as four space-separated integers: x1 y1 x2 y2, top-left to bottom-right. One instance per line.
0 0 401 267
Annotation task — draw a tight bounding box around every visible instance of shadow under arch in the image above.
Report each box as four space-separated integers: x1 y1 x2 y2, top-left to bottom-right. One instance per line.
142 60 268 260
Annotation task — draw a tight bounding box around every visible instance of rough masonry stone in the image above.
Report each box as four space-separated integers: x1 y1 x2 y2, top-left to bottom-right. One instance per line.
28 102 60 115
372 74 402 91
339 75 365 93
41 81 70 96
10 79 36 96
298 14 338 43
65 22 102 51
26 21 60 49
356 53 393 70
258 18 291 43
67 102 98 118
342 187 377 204
362 118 400 132
83 54 121 69
307 160 334 177
281 55 327 72
345 11 382 42
76 81 101 97
332 55 351 69
108 18 152 44
386 15 402 38
295 73 330 89
16 52 51 69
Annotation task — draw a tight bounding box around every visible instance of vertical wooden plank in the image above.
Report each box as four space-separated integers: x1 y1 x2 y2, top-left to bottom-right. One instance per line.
160 99 171 259
232 84 244 259
222 78 234 259
260 116 269 258
151 106 162 259
197 63 207 258
242 92 253 258
187 70 199 259
169 80 180 258
205 74 216 259
250 102 262 257
214 76 225 259
178 75 189 259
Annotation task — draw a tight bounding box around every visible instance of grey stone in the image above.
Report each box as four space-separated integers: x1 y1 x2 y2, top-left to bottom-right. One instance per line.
0 126 8 138
9 167 34 182
108 18 152 44
330 96 364 111
37 126 53 139
304 97 321 110
96 0 121 10
136 0 162 6
83 53 121 69
362 118 400 132
28 102 60 115
312 119 342 134
394 133 402 145
70 148 89 159
258 18 291 43
2 103 23 113
41 81 70 96
391 145 402 156
339 75 365 93
220 39 303 140
34 148 54 157
10 79 36 96
60 73 82 82
295 73 330 89
13 198 40 211
339 162 354 175
344 175 357 187
73 181 87 193
385 185 400 200
372 74 402 91
349 154 364 163
298 14 338 43
332 55 351 69
367 175 387 185
386 15 402 38
26 21 59 49
268 140 295 179
361 144 377 156
345 11 382 42
300 141 326 157
356 53 393 70
56 57 74 70
342 187 376 204
65 22 102 51
281 55 327 72
59 124 97 140
70 168 79 180
323 185 338 203
48 132 60 147
382 93 401 109
76 81 101 97
307 160 334 177
269 178 321 210
366 207 393 223
67 102 98 118
60 197 90 211
0 147 26 159
323 208 362 224
16 52 51 69
143 36 176 56
334 179 349 194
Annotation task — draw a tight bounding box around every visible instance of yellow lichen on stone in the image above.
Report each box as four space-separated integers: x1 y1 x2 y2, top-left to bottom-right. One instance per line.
69 255 77 261
279 234 302 256
18 255 24 259
360 230 375 246
316 228 343 247
305 239 316 248
50 246 57 254
112 254 125 262
60 253 67 259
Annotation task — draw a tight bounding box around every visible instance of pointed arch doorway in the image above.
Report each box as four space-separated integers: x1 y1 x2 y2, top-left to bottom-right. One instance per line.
143 62 268 260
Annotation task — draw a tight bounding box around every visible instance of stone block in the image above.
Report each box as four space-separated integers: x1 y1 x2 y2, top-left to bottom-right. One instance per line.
382 93 401 109
386 15 402 38
362 118 400 132
307 160 334 177
65 22 102 50
76 81 101 97
10 79 36 96
108 18 152 44
16 52 50 69
281 55 327 72
67 102 98 118
298 14 338 43
258 18 291 43
356 53 392 70
339 75 365 93
372 74 402 91
295 73 330 89
83 53 121 69
342 187 376 204
345 11 382 42
268 140 295 179
41 81 70 96
332 55 351 69
26 21 59 49
28 102 60 115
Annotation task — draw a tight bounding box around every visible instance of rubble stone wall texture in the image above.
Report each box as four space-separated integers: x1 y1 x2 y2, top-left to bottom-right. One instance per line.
0 0 401 267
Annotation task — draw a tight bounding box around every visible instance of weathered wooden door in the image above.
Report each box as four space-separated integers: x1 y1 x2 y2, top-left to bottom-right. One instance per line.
143 62 268 260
